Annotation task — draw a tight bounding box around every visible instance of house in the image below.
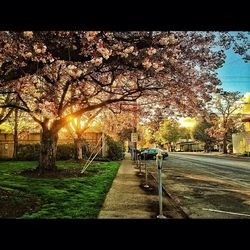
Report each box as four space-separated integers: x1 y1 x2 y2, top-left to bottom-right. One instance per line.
232 115 250 154
175 139 205 152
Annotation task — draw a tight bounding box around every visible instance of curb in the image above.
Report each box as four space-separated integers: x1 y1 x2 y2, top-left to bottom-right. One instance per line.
149 172 189 219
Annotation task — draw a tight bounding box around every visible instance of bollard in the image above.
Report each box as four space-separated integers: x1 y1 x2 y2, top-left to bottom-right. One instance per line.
156 151 166 219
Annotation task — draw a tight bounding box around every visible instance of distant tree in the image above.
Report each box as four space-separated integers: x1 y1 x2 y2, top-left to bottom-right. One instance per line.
193 120 215 152
155 119 182 151
137 125 154 149
179 126 193 142
117 128 133 142
206 91 243 153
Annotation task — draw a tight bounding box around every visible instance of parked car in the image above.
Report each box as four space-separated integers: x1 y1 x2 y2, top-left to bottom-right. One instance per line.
139 148 168 160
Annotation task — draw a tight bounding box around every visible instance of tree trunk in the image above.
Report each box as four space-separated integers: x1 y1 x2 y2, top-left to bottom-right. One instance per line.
204 143 208 153
13 108 18 159
38 128 58 173
223 133 227 154
74 139 83 160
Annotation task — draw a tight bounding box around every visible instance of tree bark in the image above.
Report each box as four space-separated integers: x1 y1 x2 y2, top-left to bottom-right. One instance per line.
74 138 83 160
13 108 18 159
38 127 58 173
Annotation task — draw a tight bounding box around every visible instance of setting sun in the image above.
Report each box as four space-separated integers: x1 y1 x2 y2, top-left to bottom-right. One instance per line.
179 117 196 128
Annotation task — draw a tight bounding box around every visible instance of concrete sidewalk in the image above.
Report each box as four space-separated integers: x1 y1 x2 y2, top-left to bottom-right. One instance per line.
98 153 157 219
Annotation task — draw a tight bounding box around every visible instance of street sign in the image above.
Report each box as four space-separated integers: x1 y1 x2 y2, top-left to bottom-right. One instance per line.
131 133 138 142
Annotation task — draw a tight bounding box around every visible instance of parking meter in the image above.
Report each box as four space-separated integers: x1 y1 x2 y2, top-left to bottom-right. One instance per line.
156 151 163 169
156 151 166 219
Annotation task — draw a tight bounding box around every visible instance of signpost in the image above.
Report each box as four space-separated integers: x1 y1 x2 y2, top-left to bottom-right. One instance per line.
131 133 138 161
131 133 138 142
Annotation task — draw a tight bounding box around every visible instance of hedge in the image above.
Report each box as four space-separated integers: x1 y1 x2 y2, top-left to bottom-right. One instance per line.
16 143 77 161
106 136 124 161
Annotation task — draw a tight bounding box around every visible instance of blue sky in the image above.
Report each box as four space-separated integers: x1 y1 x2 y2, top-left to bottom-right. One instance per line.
217 48 250 95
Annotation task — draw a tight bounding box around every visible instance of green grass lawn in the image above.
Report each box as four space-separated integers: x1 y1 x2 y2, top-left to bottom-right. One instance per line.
0 160 120 219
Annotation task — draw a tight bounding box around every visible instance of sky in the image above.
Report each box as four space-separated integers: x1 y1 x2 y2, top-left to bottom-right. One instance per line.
217 48 250 94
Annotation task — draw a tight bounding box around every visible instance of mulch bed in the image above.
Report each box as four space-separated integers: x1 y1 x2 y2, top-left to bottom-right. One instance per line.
0 188 41 218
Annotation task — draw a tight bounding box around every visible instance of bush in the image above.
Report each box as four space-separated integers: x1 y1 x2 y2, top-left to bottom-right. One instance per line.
241 151 250 157
106 136 124 161
16 143 77 161
17 144 40 160
227 143 233 154
56 144 76 160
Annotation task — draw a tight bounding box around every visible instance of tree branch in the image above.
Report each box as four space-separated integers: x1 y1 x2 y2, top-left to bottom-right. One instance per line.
0 108 14 125
58 81 71 115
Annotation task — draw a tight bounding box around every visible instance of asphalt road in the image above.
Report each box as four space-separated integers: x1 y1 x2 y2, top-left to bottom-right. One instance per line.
146 152 250 219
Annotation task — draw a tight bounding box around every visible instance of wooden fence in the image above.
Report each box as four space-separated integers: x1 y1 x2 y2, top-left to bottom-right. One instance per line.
0 132 107 159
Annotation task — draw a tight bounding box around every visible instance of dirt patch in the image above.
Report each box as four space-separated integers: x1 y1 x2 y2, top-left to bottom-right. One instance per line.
0 188 41 218
65 159 110 163
18 167 104 179
19 168 86 179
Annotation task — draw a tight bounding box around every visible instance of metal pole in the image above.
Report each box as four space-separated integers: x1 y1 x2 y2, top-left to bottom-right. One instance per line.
138 157 142 176
144 163 149 188
156 152 166 219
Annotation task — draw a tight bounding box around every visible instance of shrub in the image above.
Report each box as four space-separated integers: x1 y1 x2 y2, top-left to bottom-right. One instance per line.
17 144 40 160
16 143 77 161
56 144 76 160
106 136 124 161
227 143 233 154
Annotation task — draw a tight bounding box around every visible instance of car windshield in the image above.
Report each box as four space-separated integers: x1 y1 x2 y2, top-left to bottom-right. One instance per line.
148 149 158 153
140 148 166 153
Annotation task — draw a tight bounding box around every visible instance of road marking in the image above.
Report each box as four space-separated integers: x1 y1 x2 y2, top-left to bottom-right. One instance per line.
202 208 250 217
